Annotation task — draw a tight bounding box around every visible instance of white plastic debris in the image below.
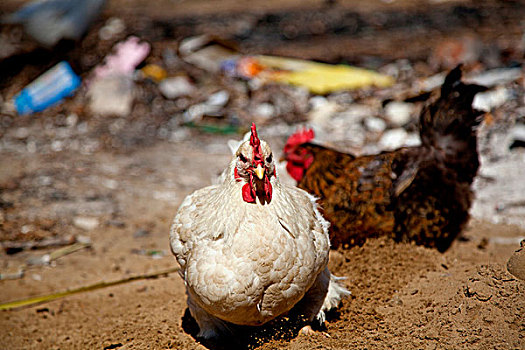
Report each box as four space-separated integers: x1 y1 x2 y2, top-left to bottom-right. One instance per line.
415 72 446 93
159 77 196 99
384 101 414 126
472 86 510 112
87 75 134 117
379 128 408 150
466 68 523 87
511 124 525 143
93 36 150 79
404 132 422 147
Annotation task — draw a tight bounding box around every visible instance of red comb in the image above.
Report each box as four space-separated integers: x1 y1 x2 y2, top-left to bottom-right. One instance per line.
250 123 264 166
284 127 315 153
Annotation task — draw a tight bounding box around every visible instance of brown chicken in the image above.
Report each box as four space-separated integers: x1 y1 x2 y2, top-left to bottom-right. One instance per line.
283 66 486 252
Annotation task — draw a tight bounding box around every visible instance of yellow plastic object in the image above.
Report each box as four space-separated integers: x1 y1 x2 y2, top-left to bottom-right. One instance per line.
141 64 168 82
256 55 394 94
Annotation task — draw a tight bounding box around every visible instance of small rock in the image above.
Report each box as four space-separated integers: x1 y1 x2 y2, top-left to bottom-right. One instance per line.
14 127 30 139
507 240 525 281
158 77 196 99
73 216 100 231
76 235 92 245
98 17 126 41
384 101 414 126
66 113 78 127
206 90 229 107
133 228 150 238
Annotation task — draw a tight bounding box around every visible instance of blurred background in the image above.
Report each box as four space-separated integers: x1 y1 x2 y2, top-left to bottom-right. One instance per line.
0 0 524 349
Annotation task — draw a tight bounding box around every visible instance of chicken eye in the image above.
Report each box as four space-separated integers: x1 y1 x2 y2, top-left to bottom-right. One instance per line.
239 154 248 163
266 153 273 163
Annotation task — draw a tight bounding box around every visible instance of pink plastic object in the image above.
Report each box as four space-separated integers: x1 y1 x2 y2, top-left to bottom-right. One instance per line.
93 36 151 79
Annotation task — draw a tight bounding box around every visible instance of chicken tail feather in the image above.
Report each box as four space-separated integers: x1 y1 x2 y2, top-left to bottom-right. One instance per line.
418 64 487 182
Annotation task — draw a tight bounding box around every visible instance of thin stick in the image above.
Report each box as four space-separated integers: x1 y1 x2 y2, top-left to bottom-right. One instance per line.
0 267 180 311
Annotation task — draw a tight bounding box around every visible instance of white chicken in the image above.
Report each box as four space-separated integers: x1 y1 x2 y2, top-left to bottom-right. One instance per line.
170 123 348 339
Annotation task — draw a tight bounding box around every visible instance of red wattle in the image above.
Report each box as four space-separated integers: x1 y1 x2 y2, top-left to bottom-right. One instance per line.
286 162 304 182
242 183 256 203
264 176 272 200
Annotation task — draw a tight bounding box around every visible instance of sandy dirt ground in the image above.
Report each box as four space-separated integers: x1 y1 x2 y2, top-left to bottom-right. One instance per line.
0 0 524 349
0 136 523 350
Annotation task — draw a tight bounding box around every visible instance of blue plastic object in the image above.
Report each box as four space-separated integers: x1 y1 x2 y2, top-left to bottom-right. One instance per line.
14 61 81 115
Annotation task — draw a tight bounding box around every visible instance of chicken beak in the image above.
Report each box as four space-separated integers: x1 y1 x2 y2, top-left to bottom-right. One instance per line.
254 164 265 180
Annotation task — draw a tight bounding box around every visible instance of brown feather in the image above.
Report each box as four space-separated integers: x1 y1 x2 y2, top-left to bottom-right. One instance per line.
288 65 486 252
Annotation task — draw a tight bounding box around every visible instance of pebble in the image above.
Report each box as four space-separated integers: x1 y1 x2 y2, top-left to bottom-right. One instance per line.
73 216 100 231
206 90 229 107
98 18 126 41
507 240 525 281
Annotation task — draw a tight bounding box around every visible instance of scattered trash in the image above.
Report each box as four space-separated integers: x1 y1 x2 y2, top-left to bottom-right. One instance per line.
414 72 446 93
158 76 196 99
73 216 100 231
93 36 151 80
308 98 340 126
472 86 510 112
180 35 237 73
98 17 125 41
1 235 77 254
253 103 276 119
141 64 167 82
364 117 387 133
206 90 229 107
131 249 166 259
379 128 408 150
183 90 229 122
384 101 414 127
14 61 81 115
87 75 135 117
0 268 24 280
228 55 394 94
510 124 525 148
2 0 107 47
466 67 523 87
26 240 92 266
